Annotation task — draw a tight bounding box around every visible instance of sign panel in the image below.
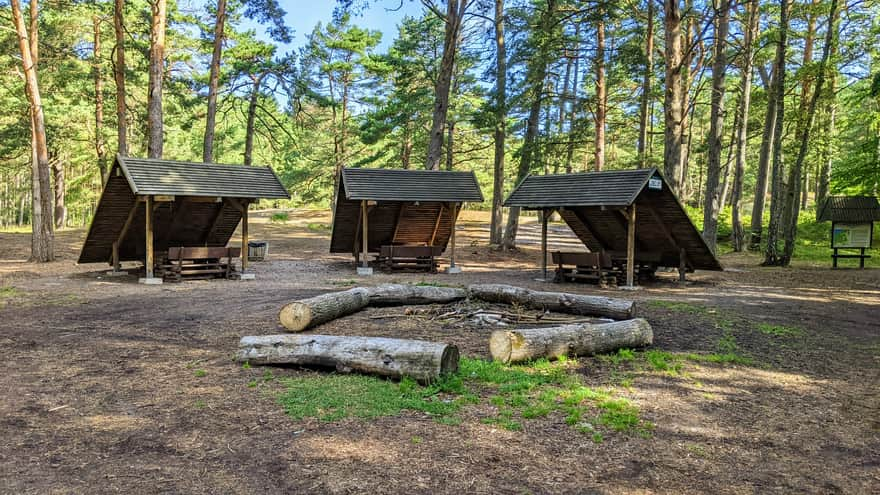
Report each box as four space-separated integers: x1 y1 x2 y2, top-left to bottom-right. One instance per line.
648 177 662 191
832 222 872 248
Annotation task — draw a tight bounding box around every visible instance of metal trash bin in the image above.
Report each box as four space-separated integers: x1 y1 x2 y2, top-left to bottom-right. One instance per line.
248 241 268 261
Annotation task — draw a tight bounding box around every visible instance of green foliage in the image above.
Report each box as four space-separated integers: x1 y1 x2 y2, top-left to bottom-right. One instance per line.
269 212 289 223
756 323 803 337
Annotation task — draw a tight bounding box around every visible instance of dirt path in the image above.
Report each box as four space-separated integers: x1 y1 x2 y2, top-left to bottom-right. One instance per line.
0 210 878 494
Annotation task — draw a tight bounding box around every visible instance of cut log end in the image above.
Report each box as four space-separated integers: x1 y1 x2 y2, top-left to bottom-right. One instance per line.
440 344 460 376
278 303 312 333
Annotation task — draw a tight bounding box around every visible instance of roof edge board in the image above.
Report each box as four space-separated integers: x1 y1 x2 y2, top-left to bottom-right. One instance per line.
116 154 139 195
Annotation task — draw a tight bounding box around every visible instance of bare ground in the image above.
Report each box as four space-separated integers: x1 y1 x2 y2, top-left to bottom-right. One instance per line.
0 209 878 494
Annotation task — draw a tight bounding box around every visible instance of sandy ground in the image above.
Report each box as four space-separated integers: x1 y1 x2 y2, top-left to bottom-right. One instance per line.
0 209 878 494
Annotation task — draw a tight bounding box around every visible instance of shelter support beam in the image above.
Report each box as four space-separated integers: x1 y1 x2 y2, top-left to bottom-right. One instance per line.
112 201 139 270
449 203 458 269
241 202 249 272
679 248 687 282
626 204 636 287
541 209 550 280
145 196 154 278
361 200 369 268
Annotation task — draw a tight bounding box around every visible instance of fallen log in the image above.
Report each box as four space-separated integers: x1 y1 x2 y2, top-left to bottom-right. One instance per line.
279 288 371 332
469 284 635 320
236 335 459 383
367 284 467 306
489 318 653 364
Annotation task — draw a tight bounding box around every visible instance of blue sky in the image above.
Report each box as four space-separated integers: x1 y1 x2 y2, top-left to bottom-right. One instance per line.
250 1 426 52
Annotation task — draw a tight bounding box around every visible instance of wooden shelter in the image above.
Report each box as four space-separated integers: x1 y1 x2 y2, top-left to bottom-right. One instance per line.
504 168 722 286
78 155 289 282
817 196 879 268
330 167 484 272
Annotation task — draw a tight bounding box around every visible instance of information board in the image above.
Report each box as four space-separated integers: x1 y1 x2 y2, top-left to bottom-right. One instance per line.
831 222 873 248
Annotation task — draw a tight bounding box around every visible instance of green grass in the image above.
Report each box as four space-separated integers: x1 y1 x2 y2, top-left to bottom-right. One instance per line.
756 323 803 337
0 286 21 306
307 222 331 232
271 357 653 437
194 369 207 378
269 212 289 223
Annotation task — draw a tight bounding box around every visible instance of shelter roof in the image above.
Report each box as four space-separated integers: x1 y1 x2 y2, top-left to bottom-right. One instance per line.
341 167 483 203
817 196 880 223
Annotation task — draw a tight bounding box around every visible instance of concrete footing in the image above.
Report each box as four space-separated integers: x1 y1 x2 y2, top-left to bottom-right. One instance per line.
357 266 374 276
138 277 163 285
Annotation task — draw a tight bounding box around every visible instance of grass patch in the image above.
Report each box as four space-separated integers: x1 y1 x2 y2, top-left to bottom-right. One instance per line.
272 357 652 438
269 212 289 223
307 222 331 232
194 369 207 378
646 300 712 315
756 323 803 337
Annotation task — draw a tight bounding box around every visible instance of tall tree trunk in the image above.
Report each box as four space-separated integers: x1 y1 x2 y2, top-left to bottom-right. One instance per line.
554 24 573 174
701 0 730 252
51 151 65 229
425 0 467 170
243 72 266 167
490 0 506 246
12 0 53 262
401 121 413 170
637 1 654 168
762 0 790 266
203 0 227 163
502 0 554 250
564 23 580 174
749 60 778 250
816 37 837 206
147 0 167 159
114 0 127 156
594 18 606 171
780 0 839 265
94 16 108 181
663 0 684 194
445 121 455 171
731 0 759 251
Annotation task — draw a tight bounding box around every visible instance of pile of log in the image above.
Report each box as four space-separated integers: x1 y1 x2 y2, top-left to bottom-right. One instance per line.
240 283 652 382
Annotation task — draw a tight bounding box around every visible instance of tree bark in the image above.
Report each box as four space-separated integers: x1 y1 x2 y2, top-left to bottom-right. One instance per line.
816 37 837 207
366 284 467 306
94 16 107 180
13 0 53 262
565 24 580 173
279 285 468 332
468 284 635 320
147 0 167 159
203 0 227 163
731 0 759 252
663 0 684 194
236 335 459 384
425 0 467 170
489 0 506 245
51 152 65 229
244 72 267 166
749 60 778 250
637 1 654 168
489 318 653 364
762 0 790 266
114 0 127 156
780 0 839 265
594 17 606 171
701 0 730 253
279 287 371 332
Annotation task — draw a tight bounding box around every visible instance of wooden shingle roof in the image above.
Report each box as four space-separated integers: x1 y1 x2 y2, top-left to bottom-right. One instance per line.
341 167 484 202
504 168 655 208
817 196 880 223
118 155 289 199
503 168 722 271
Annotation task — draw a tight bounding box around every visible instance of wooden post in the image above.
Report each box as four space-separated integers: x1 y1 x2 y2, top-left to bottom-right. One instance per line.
145 195 154 278
361 200 369 268
241 201 249 272
449 203 457 268
112 241 120 271
626 203 636 287
541 209 549 280
678 247 687 282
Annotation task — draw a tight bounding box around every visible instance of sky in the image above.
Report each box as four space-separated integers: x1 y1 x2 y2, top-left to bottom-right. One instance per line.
249 1 426 53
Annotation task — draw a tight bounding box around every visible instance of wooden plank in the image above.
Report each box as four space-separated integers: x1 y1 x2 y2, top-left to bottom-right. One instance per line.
541 209 549 280
361 200 369 267
202 201 226 245
390 203 406 243
449 203 458 269
145 196 154 278
241 201 249 272
571 208 610 251
429 203 445 246
626 204 636 287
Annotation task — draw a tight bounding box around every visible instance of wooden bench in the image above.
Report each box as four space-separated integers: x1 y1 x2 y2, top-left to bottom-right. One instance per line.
157 246 241 282
605 250 663 283
551 251 616 285
375 245 442 273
